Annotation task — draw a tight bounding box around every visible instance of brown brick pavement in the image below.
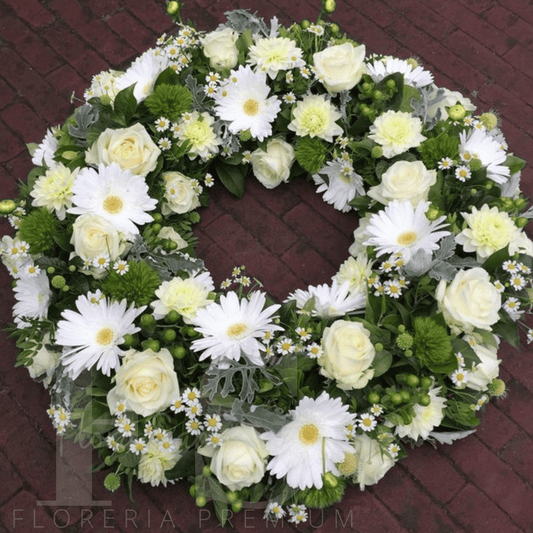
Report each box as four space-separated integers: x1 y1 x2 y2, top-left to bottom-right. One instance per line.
0 0 532 531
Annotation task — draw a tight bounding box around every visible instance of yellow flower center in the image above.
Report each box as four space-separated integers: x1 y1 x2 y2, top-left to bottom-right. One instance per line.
227 322 248 338
299 423 319 445
397 231 417 245
362 417 373 427
96 327 114 346
243 99 260 116
103 195 124 214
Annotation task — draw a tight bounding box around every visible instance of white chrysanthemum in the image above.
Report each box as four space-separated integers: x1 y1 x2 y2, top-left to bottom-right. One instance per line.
459 128 510 184
13 271 52 327
455 204 520 260
394 386 447 440
288 95 343 142
55 295 146 378
263 392 356 490
286 280 366 318
334 255 374 295
32 128 59 168
363 200 450 262
248 36 305 78
69 163 157 236
214 66 281 141
30 163 79 220
176 111 222 160
190 291 282 366
138 437 182 487
366 57 433 88
115 48 170 102
369 110 426 158
313 159 365 212
151 271 215 323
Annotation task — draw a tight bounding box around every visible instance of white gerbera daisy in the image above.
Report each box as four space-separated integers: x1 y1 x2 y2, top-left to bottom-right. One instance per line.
459 128 510 184
263 392 355 490
248 36 305 79
30 163 79 220
369 110 426 158
32 128 59 168
115 48 170 103
312 159 365 212
190 291 282 366
13 271 52 326
363 200 450 262
55 295 145 378
367 57 433 88
151 271 215 323
214 66 281 142
69 163 157 236
288 94 343 142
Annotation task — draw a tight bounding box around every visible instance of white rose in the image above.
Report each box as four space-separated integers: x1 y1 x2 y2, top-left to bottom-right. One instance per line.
353 434 396 490
27 333 60 387
313 43 366 93
368 160 437 206
465 337 501 392
427 86 476 120
107 348 180 417
250 138 295 189
199 425 269 491
86 123 161 177
200 27 239 70
319 320 375 390
71 213 123 262
161 171 200 215
436 268 501 334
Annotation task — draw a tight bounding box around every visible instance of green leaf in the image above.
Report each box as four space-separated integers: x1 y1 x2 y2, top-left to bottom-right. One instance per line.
505 154 526 175
481 245 510 273
113 84 138 124
215 161 247 198
492 317 520 348
154 67 182 88
372 349 392 377
118 452 140 468
165 449 197 479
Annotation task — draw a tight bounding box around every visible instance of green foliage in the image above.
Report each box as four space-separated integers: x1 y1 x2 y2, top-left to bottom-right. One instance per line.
295 136 329 174
215 161 247 198
412 316 457 373
418 130 460 169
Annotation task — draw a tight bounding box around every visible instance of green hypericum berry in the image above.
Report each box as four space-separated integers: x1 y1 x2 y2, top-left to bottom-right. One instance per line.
448 104 466 121
202 465 211 477
140 314 156 329
390 393 403 405
405 374 420 388
301 19 311 29
189 484 197 498
367 392 381 404
103 473 121 492
0 199 16 215
226 491 238 503
371 145 383 158
400 390 411 402
142 339 160 352
418 394 431 406
515 217 528 228
163 329 177 343
167 1 181 15
239 129 252 142
323 0 336 13
231 501 243 513
172 346 186 359
420 376 433 389
196 496 207 508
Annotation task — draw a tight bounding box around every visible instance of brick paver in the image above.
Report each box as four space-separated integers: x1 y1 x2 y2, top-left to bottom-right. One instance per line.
0 0 532 531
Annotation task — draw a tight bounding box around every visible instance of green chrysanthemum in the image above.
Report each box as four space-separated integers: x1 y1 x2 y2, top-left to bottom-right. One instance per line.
418 132 459 169
412 316 456 373
17 208 57 254
295 136 329 174
103 260 161 307
144 84 192 121
295 474 346 508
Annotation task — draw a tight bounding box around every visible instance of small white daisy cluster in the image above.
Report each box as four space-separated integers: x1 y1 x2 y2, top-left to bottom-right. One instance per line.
498 259 532 321
367 253 410 299
264 502 308 524
47 404 74 435
156 26 201 73
84 70 122 102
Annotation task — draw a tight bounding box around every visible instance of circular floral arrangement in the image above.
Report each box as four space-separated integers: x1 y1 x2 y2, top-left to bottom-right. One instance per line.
2 0 533 525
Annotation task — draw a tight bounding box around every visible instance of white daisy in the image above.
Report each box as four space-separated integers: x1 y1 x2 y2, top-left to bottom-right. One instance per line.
263 392 356 490
115 48 170 102
451 368 469 387
367 57 433 88
363 200 450 262
69 163 157 236
214 66 281 141
313 159 365 212
13 271 52 327
359 413 377 431
191 291 283 366
459 128 510 184
55 294 145 378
